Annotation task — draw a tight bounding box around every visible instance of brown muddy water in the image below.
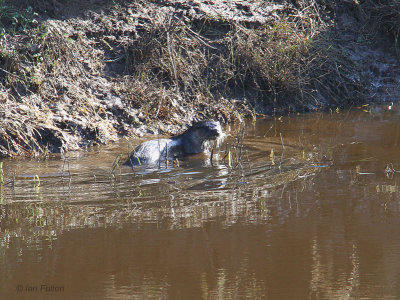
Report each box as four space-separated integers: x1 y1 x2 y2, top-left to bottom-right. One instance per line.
2 105 400 299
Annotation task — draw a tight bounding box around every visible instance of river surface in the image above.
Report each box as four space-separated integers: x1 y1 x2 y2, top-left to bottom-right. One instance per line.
2 105 400 299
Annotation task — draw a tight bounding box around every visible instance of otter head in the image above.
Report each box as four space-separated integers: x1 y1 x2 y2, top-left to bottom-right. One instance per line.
192 120 223 140
180 120 224 154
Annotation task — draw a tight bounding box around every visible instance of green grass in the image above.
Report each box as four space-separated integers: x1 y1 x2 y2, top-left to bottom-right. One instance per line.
0 0 35 35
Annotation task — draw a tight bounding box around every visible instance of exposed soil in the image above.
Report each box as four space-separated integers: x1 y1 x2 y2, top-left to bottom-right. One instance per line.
0 0 399 157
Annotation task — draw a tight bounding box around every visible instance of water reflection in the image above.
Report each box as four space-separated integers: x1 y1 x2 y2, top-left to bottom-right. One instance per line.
3 106 400 298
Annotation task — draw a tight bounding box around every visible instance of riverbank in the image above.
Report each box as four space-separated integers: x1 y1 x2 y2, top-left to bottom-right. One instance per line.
0 0 399 157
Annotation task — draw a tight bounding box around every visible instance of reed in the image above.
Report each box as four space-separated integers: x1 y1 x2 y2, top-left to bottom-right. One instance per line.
0 162 3 187
109 154 122 179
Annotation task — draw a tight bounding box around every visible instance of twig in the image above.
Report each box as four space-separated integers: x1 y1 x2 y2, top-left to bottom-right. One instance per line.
279 132 285 171
175 16 218 50
280 132 285 151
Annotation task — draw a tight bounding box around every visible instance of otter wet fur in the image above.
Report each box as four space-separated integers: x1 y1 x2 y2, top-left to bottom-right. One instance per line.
124 121 224 166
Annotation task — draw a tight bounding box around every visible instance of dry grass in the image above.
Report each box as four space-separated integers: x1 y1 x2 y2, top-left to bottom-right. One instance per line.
221 20 313 104
118 8 365 113
359 0 400 55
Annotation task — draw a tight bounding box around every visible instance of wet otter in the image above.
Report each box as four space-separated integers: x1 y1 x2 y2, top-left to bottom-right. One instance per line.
124 120 223 166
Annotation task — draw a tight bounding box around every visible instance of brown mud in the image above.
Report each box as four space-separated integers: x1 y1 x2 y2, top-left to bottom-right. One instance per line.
0 0 399 157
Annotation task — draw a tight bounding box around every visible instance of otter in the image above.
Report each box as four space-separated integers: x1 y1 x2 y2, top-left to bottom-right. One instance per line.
124 120 223 166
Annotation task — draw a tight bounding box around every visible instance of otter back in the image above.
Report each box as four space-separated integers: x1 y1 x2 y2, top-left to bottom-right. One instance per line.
124 138 183 166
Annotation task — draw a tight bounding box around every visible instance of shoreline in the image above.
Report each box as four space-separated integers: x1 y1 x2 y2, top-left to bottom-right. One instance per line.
0 0 399 157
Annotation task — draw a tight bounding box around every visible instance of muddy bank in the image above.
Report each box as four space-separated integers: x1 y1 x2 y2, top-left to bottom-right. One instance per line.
0 0 399 157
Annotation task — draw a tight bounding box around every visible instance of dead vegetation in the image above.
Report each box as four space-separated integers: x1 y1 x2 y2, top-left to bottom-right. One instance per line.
115 6 365 117
0 0 395 157
358 0 400 55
